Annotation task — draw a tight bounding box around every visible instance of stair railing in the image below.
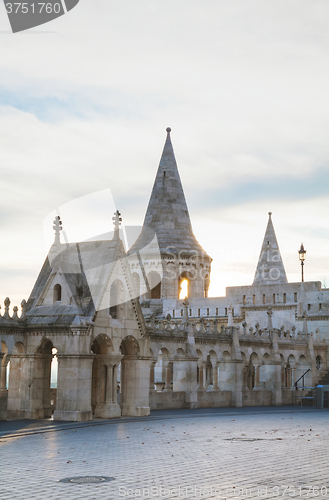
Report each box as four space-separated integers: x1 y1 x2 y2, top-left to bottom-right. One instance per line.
294 368 310 390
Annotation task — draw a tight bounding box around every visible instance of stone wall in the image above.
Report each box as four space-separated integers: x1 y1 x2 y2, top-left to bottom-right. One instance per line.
197 390 231 407
150 390 185 410
242 390 272 406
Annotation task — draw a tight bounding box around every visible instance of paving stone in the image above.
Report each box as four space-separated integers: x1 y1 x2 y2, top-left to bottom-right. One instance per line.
0 408 329 500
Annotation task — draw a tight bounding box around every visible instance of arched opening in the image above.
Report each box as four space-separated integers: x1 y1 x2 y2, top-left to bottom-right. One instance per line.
178 271 190 300
90 334 117 417
205 353 213 388
196 349 204 390
154 348 171 391
35 339 56 418
248 353 259 390
119 336 149 416
316 355 322 370
0 341 9 394
147 271 161 299
53 284 62 303
179 279 189 300
50 348 58 412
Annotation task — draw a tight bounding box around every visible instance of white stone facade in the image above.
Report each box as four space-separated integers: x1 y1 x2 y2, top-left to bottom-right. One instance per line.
0 129 327 421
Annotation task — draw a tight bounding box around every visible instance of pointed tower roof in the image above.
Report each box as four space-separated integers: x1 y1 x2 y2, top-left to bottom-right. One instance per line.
129 128 210 258
253 212 288 285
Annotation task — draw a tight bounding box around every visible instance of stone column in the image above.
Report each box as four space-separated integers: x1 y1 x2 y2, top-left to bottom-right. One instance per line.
291 367 296 389
198 363 206 391
10 354 46 420
231 360 243 407
42 354 53 418
212 363 219 391
164 363 172 392
106 364 113 403
53 354 94 422
253 365 261 390
281 365 286 389
7 353 26 419
121 356 150 417
149 361 156 391
0 353 9 420
94 359 121 419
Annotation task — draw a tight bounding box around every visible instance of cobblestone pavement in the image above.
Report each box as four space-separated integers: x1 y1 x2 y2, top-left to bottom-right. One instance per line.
1 406 329 500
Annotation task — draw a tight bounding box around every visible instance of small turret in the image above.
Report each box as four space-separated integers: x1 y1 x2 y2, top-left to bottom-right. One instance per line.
253 212 288 285
129 128 212 300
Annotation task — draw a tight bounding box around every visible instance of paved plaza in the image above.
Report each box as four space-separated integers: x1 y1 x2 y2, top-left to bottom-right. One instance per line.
1 406 329 500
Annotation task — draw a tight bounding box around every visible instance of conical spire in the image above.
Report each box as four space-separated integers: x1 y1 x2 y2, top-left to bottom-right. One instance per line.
253 212 288 285
130 128 209 257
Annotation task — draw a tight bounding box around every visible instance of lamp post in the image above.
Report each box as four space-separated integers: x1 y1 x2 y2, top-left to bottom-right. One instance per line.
298 243 306 282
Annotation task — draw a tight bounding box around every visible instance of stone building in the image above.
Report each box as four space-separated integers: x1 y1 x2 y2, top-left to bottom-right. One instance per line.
0 128 328 421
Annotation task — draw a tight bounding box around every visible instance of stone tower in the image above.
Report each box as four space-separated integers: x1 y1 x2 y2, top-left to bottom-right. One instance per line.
253 212 288 285
129 128 212 300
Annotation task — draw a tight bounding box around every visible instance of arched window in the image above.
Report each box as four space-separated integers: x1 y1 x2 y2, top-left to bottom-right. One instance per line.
178 272 189 299
53 284 62 303
179 279 189 300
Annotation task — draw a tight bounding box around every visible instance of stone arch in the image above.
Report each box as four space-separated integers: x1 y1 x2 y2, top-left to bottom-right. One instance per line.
263 353 271 364
205 350 217 388
1 341 8 354
53 283 62 303
119 336 150 416
91 334 113 355
147 271 161 299
288 354 296 367
298 354 308 365
154 347 172 390
13 342 25 354
90 334 119 418
223 350 231 361
178 271 190 299
30 338 56 418
247 352 259 390
175 348 186 358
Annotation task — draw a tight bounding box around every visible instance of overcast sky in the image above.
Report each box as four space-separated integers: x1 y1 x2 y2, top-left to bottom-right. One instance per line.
0 0 329 309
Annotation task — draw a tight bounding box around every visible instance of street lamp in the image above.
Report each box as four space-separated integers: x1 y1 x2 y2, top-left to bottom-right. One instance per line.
298 243 307 282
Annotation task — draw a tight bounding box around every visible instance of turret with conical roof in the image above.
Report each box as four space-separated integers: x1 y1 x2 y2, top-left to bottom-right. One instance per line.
253 212 288 285
129 128 212 300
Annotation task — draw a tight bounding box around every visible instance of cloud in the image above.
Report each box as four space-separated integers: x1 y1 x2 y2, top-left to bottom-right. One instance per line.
0 0 329 304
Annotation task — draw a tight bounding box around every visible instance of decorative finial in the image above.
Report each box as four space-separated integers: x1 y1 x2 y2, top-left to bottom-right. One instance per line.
166 127 171 133
4 297 10 319
53 216 62 246
12 306 18 319
21 299 27 320
112 210 122 235
268 212 272 217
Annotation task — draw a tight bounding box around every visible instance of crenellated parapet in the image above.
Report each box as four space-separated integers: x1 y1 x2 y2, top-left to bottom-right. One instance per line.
0 298 26 323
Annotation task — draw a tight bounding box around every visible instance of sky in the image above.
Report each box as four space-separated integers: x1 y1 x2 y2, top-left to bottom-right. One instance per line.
0 0 329 310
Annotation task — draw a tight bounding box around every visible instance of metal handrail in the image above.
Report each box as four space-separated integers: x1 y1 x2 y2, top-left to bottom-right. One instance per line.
294 368 310 390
